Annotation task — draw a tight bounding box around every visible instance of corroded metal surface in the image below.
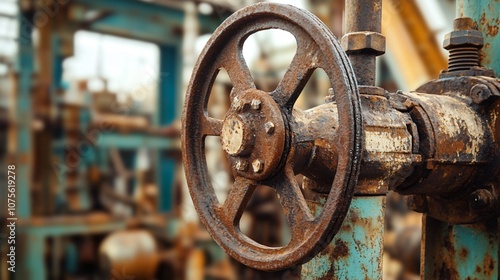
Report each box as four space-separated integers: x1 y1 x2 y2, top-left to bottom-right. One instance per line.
418 3 500 279
444 17 484 72
290 65 499 224
221 89 286 181
295 94 416 195
457 0 500 74
301 196 385 280
182 2 362 271
403 71 500 224
422 215 498 280
183 0 500 275
342 0 384 86
400 92 490 194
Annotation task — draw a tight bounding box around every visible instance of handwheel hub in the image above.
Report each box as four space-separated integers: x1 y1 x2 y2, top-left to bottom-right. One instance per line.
222 89 287 181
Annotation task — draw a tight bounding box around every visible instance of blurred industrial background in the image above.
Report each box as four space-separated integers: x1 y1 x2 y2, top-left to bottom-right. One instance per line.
0 0 458 279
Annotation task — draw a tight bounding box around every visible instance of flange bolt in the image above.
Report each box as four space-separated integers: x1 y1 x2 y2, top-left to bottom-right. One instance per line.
265 122 275 135
469 189 495 211
235 160 248 171
251 99 262 110
252 159 264 173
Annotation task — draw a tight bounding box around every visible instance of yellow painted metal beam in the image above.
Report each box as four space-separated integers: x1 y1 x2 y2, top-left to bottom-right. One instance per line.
382 0 447 89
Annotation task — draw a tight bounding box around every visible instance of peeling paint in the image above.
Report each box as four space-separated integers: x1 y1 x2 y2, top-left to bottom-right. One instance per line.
365 129 412 153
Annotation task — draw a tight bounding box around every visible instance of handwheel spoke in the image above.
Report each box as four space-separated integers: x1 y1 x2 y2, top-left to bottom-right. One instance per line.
201 116 223 136
220 39 255 92
268 169 314 240
221 177 256 227
271 42 319 107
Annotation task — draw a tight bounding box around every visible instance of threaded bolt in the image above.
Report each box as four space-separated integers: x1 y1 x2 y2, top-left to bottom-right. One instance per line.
443 17 484 72
448 47 481 72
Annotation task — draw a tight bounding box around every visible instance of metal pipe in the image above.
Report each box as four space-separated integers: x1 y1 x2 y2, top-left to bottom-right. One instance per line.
302 196 385 279
456 0 500 77
345 0 382 33
344 0 383 86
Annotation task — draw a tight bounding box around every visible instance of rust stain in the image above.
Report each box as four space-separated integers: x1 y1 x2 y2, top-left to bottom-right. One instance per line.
361 264 368 279
480 12 487 27
437 262 459 280
459 248 469 259
332 239 349 258
486 24 499 36
479 12 499 37
349 210 359 224
483 253 495 277
443 232 456 255
480 43 491 66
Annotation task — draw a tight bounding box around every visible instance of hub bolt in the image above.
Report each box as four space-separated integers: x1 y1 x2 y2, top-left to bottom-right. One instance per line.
265 122 275 135
252 159 264 173
251 99 261 110
235 160 248 171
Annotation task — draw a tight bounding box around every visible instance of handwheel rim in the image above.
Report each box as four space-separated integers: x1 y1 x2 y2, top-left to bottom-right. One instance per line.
182 3 362 271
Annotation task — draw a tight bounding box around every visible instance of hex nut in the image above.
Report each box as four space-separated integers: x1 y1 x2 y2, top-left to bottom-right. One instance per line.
341 31 386 55
252 159 264 173
443 30 483 49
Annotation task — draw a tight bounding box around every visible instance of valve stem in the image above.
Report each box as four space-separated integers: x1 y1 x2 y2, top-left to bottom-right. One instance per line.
444 17 484 72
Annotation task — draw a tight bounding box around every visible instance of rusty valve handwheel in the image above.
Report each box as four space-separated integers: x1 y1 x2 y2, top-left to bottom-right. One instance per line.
182 3 362 271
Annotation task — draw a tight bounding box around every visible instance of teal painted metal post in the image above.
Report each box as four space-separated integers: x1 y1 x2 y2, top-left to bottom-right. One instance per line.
15 5 34 219
302 196 385 279
15 9 39 278
157 45 178 212
51 38 69 210
423 216 498 279
457 0 500 75
17 233 45 280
